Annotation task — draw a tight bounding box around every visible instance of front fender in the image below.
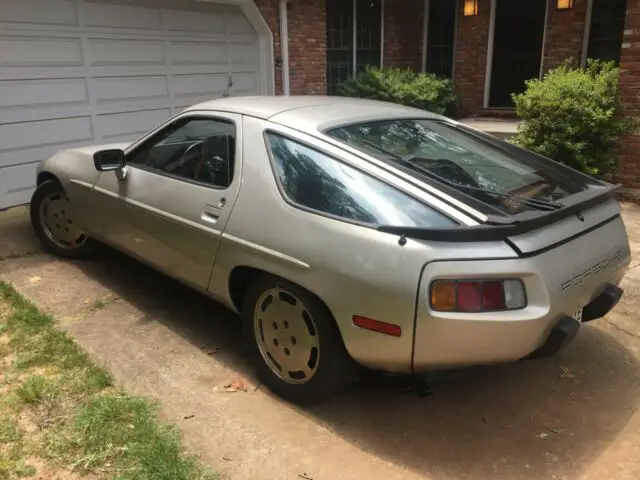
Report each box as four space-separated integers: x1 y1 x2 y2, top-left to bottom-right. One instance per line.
36 150 101 232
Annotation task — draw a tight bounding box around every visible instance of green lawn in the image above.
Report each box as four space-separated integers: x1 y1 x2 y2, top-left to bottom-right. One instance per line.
0 281 218 480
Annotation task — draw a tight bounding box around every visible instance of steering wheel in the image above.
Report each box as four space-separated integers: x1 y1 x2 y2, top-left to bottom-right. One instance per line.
181 140 204 162
169 140 204 176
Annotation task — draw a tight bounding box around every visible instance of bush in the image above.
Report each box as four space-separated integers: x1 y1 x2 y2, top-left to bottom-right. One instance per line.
337 67 457 116
512 60 636 178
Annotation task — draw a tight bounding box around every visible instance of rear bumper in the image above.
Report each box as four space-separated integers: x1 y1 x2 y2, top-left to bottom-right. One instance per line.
411 231 630 372
412 284 626 372
525 284 623 360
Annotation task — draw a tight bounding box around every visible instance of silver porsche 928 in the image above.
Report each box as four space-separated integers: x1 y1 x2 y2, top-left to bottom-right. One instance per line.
30 96 631 404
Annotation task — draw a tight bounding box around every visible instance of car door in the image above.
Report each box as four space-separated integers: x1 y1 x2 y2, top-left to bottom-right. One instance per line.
91 112 242 290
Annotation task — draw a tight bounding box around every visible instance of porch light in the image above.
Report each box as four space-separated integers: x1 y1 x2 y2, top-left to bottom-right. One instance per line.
556 0 574 9
463 0 478 16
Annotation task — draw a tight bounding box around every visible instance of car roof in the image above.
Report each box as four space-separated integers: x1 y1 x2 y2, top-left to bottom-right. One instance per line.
184 95 445 132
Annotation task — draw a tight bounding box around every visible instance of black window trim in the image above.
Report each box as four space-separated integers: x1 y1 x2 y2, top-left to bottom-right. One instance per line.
124 114 237 191
262 129 460 229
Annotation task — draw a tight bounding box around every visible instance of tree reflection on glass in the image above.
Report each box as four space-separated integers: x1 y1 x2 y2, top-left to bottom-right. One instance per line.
269 135 376 223
267 134 456 228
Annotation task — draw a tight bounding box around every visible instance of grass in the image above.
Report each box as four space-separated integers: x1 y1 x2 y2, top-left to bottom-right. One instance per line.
0 281 218 480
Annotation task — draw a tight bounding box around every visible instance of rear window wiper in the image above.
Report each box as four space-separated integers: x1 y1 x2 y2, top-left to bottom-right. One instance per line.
360 140 562 212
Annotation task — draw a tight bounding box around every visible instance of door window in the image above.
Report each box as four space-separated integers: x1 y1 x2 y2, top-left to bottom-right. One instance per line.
266 133 456 228
127 118 236 189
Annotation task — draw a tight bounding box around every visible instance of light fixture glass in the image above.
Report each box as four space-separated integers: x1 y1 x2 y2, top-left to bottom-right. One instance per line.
463 0 479 16
557 0 574 9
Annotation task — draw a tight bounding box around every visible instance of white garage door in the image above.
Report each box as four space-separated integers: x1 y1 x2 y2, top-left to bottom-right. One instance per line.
0 0 270 210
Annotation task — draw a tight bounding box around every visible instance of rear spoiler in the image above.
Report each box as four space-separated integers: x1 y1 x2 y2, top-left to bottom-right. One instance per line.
377 184 621 243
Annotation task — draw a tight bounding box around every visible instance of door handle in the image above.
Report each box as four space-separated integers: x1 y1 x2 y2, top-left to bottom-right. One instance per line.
201 204 221 223
218 197 226 208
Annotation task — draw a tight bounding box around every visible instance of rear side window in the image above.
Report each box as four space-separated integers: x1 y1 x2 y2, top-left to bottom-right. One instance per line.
265 133 456 228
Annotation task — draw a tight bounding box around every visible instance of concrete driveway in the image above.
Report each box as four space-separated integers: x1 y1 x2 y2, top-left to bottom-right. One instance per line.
1 204 639 480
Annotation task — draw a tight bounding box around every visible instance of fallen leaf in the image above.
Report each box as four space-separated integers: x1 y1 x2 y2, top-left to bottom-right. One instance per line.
224 376 248 393
560 366 577 379
536 432 549 439
29 276 41 284
183 414 195 420
299 474 314 480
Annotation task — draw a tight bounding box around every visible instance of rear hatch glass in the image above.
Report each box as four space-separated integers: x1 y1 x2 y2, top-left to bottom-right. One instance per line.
326 118 605 219
326 118 620 250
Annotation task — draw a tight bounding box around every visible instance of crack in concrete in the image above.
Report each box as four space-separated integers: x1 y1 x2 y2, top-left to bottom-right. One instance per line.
603 318 640 340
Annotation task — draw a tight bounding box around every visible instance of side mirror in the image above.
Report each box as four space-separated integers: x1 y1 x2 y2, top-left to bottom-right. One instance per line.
93 149 126 172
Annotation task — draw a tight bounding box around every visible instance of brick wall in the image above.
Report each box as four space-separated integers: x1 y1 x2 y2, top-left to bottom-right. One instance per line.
542 0 588 72
383 0 424 71
254 0 327 95
454 0 491 116
617 3 640 188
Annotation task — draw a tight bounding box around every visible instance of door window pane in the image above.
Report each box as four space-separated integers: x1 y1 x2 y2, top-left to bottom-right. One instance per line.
326 0 382 94
356 0 382 73
587 0 627 64
326 0 354 94
128 118 235 188
425 0 457 78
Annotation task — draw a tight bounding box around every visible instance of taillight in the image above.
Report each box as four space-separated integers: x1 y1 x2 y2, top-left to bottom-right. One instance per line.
430 279 526 312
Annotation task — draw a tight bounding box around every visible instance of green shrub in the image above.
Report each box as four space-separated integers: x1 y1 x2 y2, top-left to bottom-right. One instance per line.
337 67 457 116
512 60 636 178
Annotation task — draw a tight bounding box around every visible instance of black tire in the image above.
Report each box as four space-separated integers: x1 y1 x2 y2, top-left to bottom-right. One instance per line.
242 274 359 405
30 180 97 259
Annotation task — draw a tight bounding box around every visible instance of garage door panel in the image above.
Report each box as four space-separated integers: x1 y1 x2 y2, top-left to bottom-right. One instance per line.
229 41 259 65
0 117 93 154
0 0 267 210
83 2 163 30
172 73 228 98
92 76 168 103
0 66 89 81
1 146 70 170
1 107 96 126
0 79 88 109
174 97 221 112
0 0 78 26
0 163 39 210
231 72 257 96
0 36 83 67
168 41 227 66
94 109 170 141
225 13 255 34
88 38 166 66
161 9 225 34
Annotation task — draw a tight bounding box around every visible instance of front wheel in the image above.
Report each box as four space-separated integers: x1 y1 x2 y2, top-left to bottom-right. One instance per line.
30 180 96 259
243 275 358 405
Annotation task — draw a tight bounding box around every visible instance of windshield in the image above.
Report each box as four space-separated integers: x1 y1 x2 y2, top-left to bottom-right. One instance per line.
326 119 590 215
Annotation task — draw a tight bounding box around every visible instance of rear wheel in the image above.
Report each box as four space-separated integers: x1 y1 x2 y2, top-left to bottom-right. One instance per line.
242 275 358 404
30 180 96 259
